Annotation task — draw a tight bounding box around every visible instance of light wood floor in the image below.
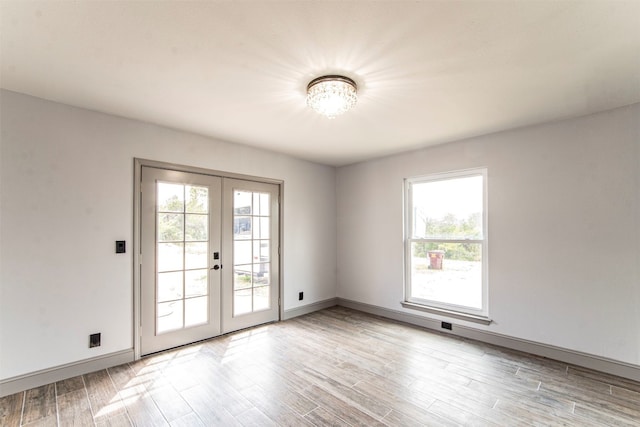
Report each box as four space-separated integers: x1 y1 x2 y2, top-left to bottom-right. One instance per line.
2 306 640 426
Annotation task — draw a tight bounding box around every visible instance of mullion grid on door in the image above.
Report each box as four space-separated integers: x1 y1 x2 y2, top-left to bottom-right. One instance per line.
156 182 209 334
233 190 270 316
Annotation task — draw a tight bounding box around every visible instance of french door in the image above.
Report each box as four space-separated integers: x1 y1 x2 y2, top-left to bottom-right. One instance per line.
140 166 279 355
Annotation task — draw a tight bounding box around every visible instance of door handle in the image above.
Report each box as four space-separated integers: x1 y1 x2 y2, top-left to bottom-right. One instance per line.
212 265 221 270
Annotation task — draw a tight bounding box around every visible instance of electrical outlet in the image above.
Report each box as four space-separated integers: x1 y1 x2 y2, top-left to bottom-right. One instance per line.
298 292 304 301
89 333 101 348
441 322 452 331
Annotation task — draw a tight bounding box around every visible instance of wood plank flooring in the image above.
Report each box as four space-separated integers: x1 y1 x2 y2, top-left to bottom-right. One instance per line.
2 306 639 426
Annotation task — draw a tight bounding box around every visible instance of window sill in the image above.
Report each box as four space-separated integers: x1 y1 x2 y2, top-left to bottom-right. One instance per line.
401 301 492 325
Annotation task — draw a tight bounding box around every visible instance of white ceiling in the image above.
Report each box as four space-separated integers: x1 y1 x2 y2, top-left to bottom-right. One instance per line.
2 1 639 166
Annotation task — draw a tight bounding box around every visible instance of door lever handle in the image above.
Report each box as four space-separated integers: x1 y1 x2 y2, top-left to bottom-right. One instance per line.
212 265 221 270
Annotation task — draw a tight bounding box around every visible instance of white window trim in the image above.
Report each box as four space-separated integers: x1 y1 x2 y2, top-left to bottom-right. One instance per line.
403 168 490 321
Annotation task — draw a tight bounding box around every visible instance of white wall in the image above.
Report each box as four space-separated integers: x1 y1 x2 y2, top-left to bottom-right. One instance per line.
337 104 640 366
0 90 337 380
2 89 638 381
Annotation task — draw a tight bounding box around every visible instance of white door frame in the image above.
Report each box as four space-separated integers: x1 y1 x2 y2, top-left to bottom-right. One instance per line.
133 158 284 360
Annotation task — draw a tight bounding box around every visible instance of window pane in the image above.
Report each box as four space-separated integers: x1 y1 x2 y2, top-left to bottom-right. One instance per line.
185 214 208 241
157 271 183 302
158 213 184 242
157 301 183 333
412 175 483 239
185 185 208 213
410 242 482 309
158 183 184 212
185 296 208 327
185 269 208 297
185 242 207 269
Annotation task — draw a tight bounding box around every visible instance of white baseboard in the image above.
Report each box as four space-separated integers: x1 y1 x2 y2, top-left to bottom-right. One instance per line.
0 349 134 398
4 298 638 397
283 297 339 320
336 298 640 382
2 297 337 398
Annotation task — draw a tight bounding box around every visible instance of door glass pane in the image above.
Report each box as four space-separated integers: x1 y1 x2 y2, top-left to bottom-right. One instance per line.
234 240 252 265
260 240 270 261
234 289 252 315
185 242 207 269
185 296 208 327
234 270 252 290
158 243 184 272
158 214 184 242
234 216 252 239
253 241 261 263
185 214 208 241
259 217 270 239
185 269 208 297
235 191 252 215
158 271 183 302
157 301 183 333
260 194 270 217
253 286 270 311
253 193 261 215
186 186 208 213
158 183 184 212
253 263 269 286
252 217 261 240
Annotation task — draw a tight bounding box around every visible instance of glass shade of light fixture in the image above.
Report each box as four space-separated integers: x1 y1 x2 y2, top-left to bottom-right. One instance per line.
306 75 357 118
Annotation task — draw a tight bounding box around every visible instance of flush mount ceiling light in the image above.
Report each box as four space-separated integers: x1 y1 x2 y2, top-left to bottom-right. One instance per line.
306 75 357 119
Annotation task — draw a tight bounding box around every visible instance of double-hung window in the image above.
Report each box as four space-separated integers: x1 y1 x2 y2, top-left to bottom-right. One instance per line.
404 168 488 321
